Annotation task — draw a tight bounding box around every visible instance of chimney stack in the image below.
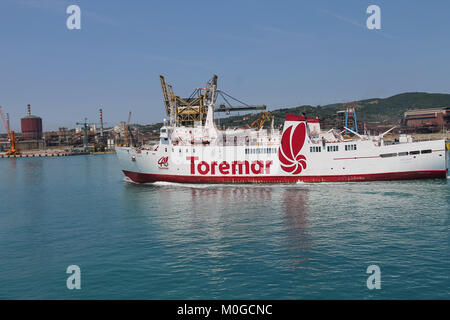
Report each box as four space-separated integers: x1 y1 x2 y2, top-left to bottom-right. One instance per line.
27 104 31 117
99 108 104 137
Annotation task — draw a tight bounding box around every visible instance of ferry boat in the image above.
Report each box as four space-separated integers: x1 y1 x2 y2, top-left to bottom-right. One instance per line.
116 77 449 184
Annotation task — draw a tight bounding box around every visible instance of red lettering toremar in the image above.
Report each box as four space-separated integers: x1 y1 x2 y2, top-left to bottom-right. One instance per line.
187 157 273 176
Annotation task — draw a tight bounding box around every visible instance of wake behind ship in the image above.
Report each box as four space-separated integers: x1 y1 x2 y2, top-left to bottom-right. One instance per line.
117 75 449 183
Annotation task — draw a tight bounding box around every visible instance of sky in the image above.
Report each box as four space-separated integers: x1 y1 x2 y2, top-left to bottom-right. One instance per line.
0 0 449 131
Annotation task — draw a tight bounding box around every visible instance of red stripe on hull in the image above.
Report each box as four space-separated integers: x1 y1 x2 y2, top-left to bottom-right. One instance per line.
123 170 447 184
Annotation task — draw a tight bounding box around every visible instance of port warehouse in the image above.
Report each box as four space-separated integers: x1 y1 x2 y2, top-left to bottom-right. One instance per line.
402 107 450 132
1 103 449 154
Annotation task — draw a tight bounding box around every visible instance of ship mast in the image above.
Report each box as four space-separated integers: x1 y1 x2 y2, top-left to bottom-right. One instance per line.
204 75 218 139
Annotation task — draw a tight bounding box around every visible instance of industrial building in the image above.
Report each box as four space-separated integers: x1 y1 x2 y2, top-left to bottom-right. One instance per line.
44 127 82 147
403 107 450 133
21 104 43 139
18 105 44 150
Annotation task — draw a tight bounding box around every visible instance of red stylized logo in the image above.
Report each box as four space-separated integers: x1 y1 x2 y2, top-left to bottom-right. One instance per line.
278 122 307 174
157 156 169 169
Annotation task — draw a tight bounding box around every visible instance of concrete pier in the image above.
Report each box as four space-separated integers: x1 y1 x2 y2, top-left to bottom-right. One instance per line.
0 151 93 158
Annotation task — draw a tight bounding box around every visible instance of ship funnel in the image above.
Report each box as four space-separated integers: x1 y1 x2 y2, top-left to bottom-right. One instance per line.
280 114 310 150
282 115 307 133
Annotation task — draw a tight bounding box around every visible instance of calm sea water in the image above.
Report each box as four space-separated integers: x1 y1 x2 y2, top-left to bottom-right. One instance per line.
0 154 448 299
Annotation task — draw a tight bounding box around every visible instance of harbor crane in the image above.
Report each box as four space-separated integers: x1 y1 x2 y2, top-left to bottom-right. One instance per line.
75 118 100 151
123 111 136 147
76 108 109 151
0 106 19 155
159 74 266 126
249 111 273 130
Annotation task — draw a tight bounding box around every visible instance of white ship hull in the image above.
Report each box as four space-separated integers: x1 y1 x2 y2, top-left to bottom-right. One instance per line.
117 115 448 183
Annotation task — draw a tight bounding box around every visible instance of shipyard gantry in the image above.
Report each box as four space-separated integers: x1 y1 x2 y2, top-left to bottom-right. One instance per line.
159 74 267 127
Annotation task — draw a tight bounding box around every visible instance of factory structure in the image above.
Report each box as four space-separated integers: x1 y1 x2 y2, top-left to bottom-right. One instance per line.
17 104 45 150
0 105 155 155
334 104 450 135
402 107 450 133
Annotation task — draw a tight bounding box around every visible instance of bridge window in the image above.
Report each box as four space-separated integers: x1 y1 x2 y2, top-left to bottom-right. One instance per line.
398 152 408 156
421 149 432 154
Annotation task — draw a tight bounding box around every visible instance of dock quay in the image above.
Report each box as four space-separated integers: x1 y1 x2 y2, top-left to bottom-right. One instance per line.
0 151 115 159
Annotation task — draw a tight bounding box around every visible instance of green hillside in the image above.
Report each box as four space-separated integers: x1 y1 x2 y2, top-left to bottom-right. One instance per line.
139 92 450 132
216 92 450 129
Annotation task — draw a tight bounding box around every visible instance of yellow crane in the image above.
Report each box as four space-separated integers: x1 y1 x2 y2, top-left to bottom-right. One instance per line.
0 106 19 155
250 111 272 130
159 74 267 127
159 75 215 126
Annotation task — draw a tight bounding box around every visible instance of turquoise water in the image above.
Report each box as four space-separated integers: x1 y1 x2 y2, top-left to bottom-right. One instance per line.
0 154 448 299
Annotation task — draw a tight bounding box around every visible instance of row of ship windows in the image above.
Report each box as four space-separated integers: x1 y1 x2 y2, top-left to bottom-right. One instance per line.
163 148 197 153
162 148 279 154
147 147 436 160
311 145 357 153
245 148 278 155
380 149 432 158
162 146 432 157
